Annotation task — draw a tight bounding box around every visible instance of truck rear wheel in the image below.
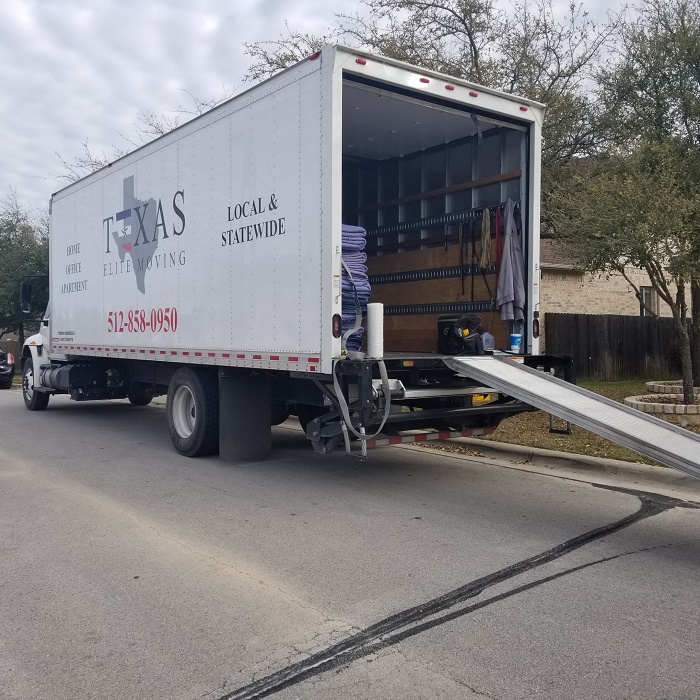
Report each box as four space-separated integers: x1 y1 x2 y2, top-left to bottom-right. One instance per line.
23 360 50 411
167 368 219 457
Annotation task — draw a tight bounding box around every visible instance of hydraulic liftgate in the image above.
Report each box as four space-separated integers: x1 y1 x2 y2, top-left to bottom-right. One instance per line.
444 356 700 481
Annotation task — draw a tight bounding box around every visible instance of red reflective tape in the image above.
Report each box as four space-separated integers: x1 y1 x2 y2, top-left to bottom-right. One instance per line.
237 354 246 359
182 351 189 356
150 350 156 354
253 354 262 360
308 358 320 363
389 437 403 445
438 432 451 439
288 356 299 362
140 349 145 354
194 352 202 357
90 347 94 351
160 351 166 355
130 349 136 353
208 353 215 357
309 366 317 372
414 434 428 442
222 353 230 358
171 351 177 355
270 355 279 361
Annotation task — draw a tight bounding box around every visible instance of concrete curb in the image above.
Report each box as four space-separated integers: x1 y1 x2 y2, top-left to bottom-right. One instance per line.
445 436 660 473
409 436 700 502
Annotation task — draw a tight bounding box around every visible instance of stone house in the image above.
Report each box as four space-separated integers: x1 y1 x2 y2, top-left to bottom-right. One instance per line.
538 239 672 351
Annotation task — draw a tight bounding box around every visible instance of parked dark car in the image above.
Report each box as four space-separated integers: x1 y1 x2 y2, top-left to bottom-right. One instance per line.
0 349 15 389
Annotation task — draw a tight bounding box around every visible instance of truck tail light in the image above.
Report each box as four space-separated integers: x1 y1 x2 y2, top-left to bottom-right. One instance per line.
308 52 320 60
332 314 342 338
532 318 540 338
7 353 14 364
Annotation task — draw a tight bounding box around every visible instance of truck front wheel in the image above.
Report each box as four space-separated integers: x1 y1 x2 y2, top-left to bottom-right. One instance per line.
167 368 219 457
23 360 50 411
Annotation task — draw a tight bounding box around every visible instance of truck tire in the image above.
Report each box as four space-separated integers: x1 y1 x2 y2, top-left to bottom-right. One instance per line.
23 360 50 411
128 387 153 406
167 368 219 457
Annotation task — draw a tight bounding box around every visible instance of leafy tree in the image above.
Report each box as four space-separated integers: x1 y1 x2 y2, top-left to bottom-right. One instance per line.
562 0 700 395
0 192 49 347
551 140 700 403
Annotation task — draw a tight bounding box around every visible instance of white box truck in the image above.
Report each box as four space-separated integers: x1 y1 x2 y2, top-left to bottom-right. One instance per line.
21 44 564 461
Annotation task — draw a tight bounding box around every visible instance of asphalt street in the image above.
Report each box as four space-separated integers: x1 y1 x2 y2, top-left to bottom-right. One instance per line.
1 387 699 700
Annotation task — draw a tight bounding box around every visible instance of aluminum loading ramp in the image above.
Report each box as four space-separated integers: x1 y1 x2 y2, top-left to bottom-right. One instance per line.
444 356 700 480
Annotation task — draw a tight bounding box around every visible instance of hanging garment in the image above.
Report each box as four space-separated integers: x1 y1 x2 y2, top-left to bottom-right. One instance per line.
495 199 525 322
494 206 502 265
479 207 491 269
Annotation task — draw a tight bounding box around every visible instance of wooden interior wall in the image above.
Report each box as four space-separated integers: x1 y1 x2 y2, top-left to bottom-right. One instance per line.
367 244 511 353
344 125 526 355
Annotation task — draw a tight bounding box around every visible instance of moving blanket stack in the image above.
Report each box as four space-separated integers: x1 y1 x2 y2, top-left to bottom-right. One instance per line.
341 225 371 352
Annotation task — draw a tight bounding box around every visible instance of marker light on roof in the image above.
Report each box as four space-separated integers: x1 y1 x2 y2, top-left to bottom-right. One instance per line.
520 106 528 111
308 52 320 60
445 85 455 91
356 58 367 65
420 77 430 83
469 91 479 97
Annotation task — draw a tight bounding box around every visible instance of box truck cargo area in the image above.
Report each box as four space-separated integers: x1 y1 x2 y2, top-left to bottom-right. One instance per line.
340 75 533 354
20 45 557 461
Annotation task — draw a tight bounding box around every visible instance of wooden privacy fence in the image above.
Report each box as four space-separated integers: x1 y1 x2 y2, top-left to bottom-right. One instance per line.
0 340 20 359
544 314 681 381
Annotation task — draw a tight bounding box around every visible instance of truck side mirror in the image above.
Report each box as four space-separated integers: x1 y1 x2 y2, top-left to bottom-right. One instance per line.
20 281 31 314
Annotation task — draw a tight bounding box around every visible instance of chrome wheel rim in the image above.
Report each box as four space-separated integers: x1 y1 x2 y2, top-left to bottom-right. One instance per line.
172 385 196 438
24 367 34 401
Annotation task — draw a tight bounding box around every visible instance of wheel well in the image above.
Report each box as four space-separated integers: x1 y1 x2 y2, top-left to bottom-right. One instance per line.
20 348 32 373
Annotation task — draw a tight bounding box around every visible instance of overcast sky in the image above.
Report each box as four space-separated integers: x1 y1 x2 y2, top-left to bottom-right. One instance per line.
0 0 352 213
1 0 614 214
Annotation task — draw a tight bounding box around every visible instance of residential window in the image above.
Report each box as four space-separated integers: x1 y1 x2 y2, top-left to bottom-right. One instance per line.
640 286 654 316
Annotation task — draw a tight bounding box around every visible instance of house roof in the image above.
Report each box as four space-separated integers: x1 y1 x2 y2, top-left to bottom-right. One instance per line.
540 238 579 270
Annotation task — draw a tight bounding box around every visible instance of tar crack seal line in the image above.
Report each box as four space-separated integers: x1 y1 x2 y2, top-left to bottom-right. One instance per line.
210 489 698 700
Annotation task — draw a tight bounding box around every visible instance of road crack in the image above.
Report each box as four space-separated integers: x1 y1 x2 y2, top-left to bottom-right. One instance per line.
210 490 693 700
